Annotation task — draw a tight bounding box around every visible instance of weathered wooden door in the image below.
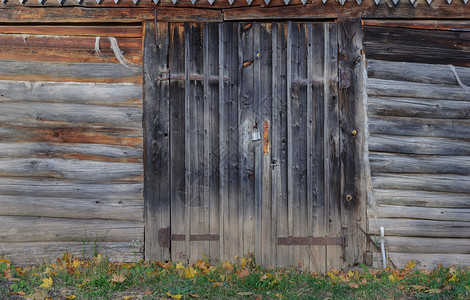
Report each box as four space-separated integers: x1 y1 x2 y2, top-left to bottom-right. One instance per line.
144 20 364 272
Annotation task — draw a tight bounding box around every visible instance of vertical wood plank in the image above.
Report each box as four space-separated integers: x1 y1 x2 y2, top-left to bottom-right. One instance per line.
259 23 273 267
188 23 205 263
203 23 211 261
253 22 263 266
169 23 186 261
324 23 341 272
273 23 289 268
218 22 227 262
184 23 192 263
286 21 294 267
311 23 326 273
239 22 255 258
206 23 221 261
143 20 170 262
338 18 366 269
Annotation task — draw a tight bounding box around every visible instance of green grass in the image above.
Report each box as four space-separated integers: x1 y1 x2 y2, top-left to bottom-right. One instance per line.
0 255 469 299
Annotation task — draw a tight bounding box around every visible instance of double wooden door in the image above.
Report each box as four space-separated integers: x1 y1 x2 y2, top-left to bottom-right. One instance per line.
144 20 361 272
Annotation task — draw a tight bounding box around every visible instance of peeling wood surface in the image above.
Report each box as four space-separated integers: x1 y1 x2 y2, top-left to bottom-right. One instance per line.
0 26 144 263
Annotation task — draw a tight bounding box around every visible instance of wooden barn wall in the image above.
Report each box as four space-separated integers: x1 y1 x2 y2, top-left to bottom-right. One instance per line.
364 23 470 269
0 25 144 264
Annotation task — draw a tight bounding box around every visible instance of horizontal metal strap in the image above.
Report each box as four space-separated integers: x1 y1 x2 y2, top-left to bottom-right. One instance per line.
278 236 345 246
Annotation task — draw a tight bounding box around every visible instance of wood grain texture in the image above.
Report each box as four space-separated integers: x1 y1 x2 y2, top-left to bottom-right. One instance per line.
385 253 470 269
372 174 470 194
0 59 142 83
0 81 142 105
373 189 470 208
364 20 470 32
0 242 143 265
0 7 154 23
369 218 470 238
0 25 142 37
367 59 470 86
0 195 143 221
385 237 470 254
143 21 171 262
370 205 470 222
369 153 470 175
0 216 144 243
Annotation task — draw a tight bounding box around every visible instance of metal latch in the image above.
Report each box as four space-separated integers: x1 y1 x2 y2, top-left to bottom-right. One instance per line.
158 227 220 248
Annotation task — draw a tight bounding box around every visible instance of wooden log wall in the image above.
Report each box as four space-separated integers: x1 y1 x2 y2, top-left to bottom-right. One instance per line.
364 22 470 269
0 25 144 264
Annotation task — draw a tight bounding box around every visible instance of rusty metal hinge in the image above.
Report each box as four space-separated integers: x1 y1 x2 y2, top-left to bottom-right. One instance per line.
158 227 220 248
277 236 345 246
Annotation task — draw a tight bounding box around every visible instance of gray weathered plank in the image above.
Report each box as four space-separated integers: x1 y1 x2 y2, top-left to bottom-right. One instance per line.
368 97 470 119
385 236 470 254
368 134 470 156
0 158 142 182
143 21 171 262
0 102 142 128
169 22 187 261
371 205 470 222
0 216 143 243
0 242 143 265
383 252 470 269
0 80 142 105
372 173 470 194
0 142 142 162
0 195 143 221
368 116 470 139
0 59 142 83
370 152 470 175
238 22 253 259
369 218 470 238
367 59 470 86
373 188 470 208
324 23 341 272
367 78 470 101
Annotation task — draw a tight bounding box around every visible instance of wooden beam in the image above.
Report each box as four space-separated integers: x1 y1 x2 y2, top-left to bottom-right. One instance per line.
157 7 223 22
0 7 154 23
364 20 470 31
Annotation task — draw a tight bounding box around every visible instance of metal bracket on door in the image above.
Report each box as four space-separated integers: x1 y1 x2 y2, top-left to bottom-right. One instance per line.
158 227 220 248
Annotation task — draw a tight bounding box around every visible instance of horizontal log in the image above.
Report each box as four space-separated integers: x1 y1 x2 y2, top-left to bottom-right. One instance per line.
0 7 154 23
0 46 142 64
0 195 143 221
223 1 470 20
0 102 142 129
373 189 470 208
368 134 470 156
0 216 144 243
372 252 470 269
0 25 142 37
368 97 470 119
157 7 223 22
367 78 470 101
0 178 143 199
368 116 470 139
369 218 470 238
0 59 142 84
0 125 143 147
0 142 142 163
365 42 470 67
0 158 143 182
365 26 470 52
0 242 143 265
367 59 470 86
370 205 470 222
372 173 470 194
364 20 470 32
369 152 470 175
0 35 141 51
0 80 142 105
385 237 470 254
